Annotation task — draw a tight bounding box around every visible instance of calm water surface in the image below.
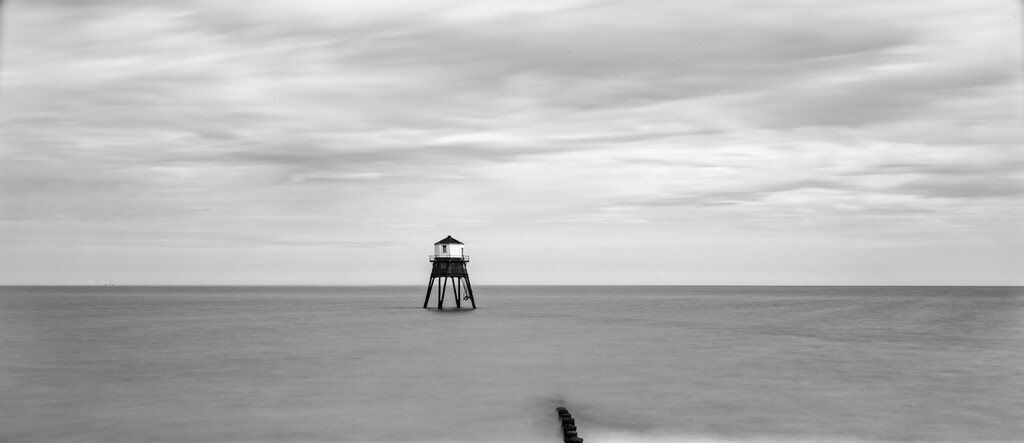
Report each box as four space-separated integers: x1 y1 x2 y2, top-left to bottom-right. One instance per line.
1 286 1022 442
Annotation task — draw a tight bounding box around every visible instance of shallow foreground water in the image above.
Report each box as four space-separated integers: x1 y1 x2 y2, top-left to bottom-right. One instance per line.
1 286 1022 442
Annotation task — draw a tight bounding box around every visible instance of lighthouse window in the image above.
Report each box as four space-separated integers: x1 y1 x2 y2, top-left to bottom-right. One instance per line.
442 245 447 253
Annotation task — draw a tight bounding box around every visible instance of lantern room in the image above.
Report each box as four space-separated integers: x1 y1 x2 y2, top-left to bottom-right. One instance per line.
433 235 465 259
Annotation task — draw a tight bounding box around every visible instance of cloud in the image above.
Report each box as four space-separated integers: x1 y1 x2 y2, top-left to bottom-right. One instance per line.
1 0 1021 283
897 176 1024 199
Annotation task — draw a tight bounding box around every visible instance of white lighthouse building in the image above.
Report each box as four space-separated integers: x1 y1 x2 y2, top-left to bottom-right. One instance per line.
423 235 475 309
433 235 465 259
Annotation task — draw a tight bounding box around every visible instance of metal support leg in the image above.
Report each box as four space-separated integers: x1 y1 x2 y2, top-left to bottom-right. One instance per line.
439 277 448 310
423 277 434 308
464 275 476 309
454 278 462 308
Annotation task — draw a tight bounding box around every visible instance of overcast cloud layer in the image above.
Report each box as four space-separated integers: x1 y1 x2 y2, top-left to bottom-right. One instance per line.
1 0 1022 284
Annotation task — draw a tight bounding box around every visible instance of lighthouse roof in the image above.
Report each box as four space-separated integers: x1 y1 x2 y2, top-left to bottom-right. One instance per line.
434 235 464 245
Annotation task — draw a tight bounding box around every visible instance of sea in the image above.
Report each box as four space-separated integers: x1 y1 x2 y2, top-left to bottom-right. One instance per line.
1 286 1022 443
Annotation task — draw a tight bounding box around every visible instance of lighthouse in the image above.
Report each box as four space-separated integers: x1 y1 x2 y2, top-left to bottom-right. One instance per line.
423 235 476 309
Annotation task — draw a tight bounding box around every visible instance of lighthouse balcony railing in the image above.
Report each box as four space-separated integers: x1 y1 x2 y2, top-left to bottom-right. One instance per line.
429 255 469 262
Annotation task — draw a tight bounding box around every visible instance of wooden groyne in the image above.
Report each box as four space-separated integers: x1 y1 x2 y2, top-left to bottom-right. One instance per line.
556 407 583 443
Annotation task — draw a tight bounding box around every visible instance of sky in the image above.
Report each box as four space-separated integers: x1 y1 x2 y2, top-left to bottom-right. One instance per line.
1 0 1022 285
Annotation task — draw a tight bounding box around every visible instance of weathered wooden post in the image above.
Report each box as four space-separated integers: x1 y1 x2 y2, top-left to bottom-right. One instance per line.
423 235 476 309
556 407 583 443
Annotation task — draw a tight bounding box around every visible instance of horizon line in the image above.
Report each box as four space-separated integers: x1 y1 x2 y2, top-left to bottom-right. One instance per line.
2 284 1022 288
